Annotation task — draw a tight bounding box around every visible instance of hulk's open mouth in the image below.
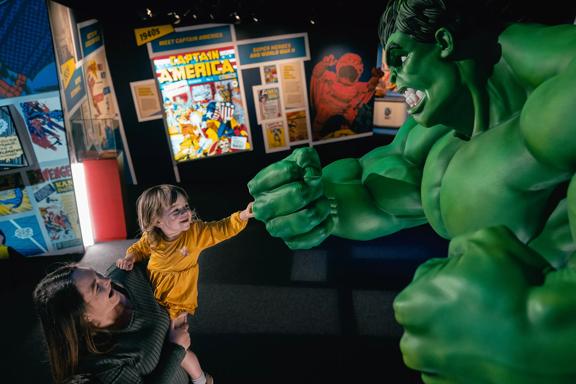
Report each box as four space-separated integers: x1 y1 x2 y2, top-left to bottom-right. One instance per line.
400 87 426 112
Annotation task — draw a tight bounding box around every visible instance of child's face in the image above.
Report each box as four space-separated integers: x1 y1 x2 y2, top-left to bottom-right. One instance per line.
155 194 192 239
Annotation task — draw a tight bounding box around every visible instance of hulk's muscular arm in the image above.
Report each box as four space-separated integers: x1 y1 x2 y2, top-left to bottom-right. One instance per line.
324 117 450 240
506 24 576 174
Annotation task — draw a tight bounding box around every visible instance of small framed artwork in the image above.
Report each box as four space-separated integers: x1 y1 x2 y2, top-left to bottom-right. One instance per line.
253 84 282 124
262 118 290 153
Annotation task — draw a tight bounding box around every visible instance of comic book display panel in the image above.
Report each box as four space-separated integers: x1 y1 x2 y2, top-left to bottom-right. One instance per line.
153 46 252 162
47 0 86 113
0 0 84 257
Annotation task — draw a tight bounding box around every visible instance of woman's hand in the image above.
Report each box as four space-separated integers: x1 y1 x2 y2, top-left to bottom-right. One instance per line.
116 254 135 271
239 202 254 221
169 313 190 350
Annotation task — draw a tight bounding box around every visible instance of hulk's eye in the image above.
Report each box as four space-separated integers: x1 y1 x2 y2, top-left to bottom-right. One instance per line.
385 49 406 68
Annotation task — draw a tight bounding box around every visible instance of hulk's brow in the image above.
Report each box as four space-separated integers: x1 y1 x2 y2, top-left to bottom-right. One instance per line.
385 43 401 62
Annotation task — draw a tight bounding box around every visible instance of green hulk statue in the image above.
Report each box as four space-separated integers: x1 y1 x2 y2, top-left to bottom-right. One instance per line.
248 0 576 382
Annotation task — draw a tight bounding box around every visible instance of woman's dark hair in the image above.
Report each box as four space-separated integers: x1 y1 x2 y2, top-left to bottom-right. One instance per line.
33 264 102 383
0 228 6 245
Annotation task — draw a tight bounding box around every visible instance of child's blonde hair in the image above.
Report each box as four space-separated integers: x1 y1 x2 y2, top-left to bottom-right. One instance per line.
136 184 196 243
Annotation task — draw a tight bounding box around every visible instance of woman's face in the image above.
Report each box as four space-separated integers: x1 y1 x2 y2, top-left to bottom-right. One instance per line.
73 268 121 324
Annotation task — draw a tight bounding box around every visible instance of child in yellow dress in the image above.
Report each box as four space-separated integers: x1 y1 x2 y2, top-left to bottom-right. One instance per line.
116 184 253 384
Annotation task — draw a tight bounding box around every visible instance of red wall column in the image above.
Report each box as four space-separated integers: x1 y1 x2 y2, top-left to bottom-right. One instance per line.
83 159 127 242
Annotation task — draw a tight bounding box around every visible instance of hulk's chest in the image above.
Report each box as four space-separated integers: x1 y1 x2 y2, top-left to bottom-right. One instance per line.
420 121 566 242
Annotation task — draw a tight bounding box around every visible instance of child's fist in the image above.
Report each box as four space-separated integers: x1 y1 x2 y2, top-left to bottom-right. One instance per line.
116 255 135 271
239 202 254 221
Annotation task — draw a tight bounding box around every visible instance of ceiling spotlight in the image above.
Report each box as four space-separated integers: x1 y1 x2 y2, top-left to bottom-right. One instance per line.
182 9 198 21
168 12 181 25
309 18 316 25
138 7 154 21
231 11 241 23
251 14 259 22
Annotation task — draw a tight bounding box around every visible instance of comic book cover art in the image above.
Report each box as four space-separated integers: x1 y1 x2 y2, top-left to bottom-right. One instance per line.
262 119 289 153
154 46 252 162
254 85 282 123
0 215 48 256
286 110 309 143
28 163 82 248
263 64 278 84
39 204 74 242
15 95 68 164
35 189 81 248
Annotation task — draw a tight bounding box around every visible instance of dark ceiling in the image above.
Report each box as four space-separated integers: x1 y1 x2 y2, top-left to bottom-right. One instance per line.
56 0 383 27
55 0 576 28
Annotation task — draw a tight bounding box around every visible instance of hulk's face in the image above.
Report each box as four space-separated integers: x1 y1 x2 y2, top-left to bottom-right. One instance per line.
385 31 466 129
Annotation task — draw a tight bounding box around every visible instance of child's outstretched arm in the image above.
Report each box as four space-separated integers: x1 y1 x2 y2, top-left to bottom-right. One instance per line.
239 202 254 221
191 202 254 249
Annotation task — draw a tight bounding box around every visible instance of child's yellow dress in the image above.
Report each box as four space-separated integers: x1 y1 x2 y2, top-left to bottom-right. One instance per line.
126 212 247 318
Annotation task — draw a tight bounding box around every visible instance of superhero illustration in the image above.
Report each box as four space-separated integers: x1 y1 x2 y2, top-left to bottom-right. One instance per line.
310 53 383 140
0 0 59 98
164 82 250 161
19 100 65 151
85 60 110 118
154 46 252 161
0 187 32 216
39 205 74 241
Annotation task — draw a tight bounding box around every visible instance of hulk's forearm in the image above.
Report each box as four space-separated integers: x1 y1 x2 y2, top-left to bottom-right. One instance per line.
323 158 426 240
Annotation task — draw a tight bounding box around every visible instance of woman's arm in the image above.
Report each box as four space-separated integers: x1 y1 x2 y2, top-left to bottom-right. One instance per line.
143 342 188 383
90 343 187 384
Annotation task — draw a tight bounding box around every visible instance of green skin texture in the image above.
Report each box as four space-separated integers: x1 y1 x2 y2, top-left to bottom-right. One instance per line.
248 16 576 384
